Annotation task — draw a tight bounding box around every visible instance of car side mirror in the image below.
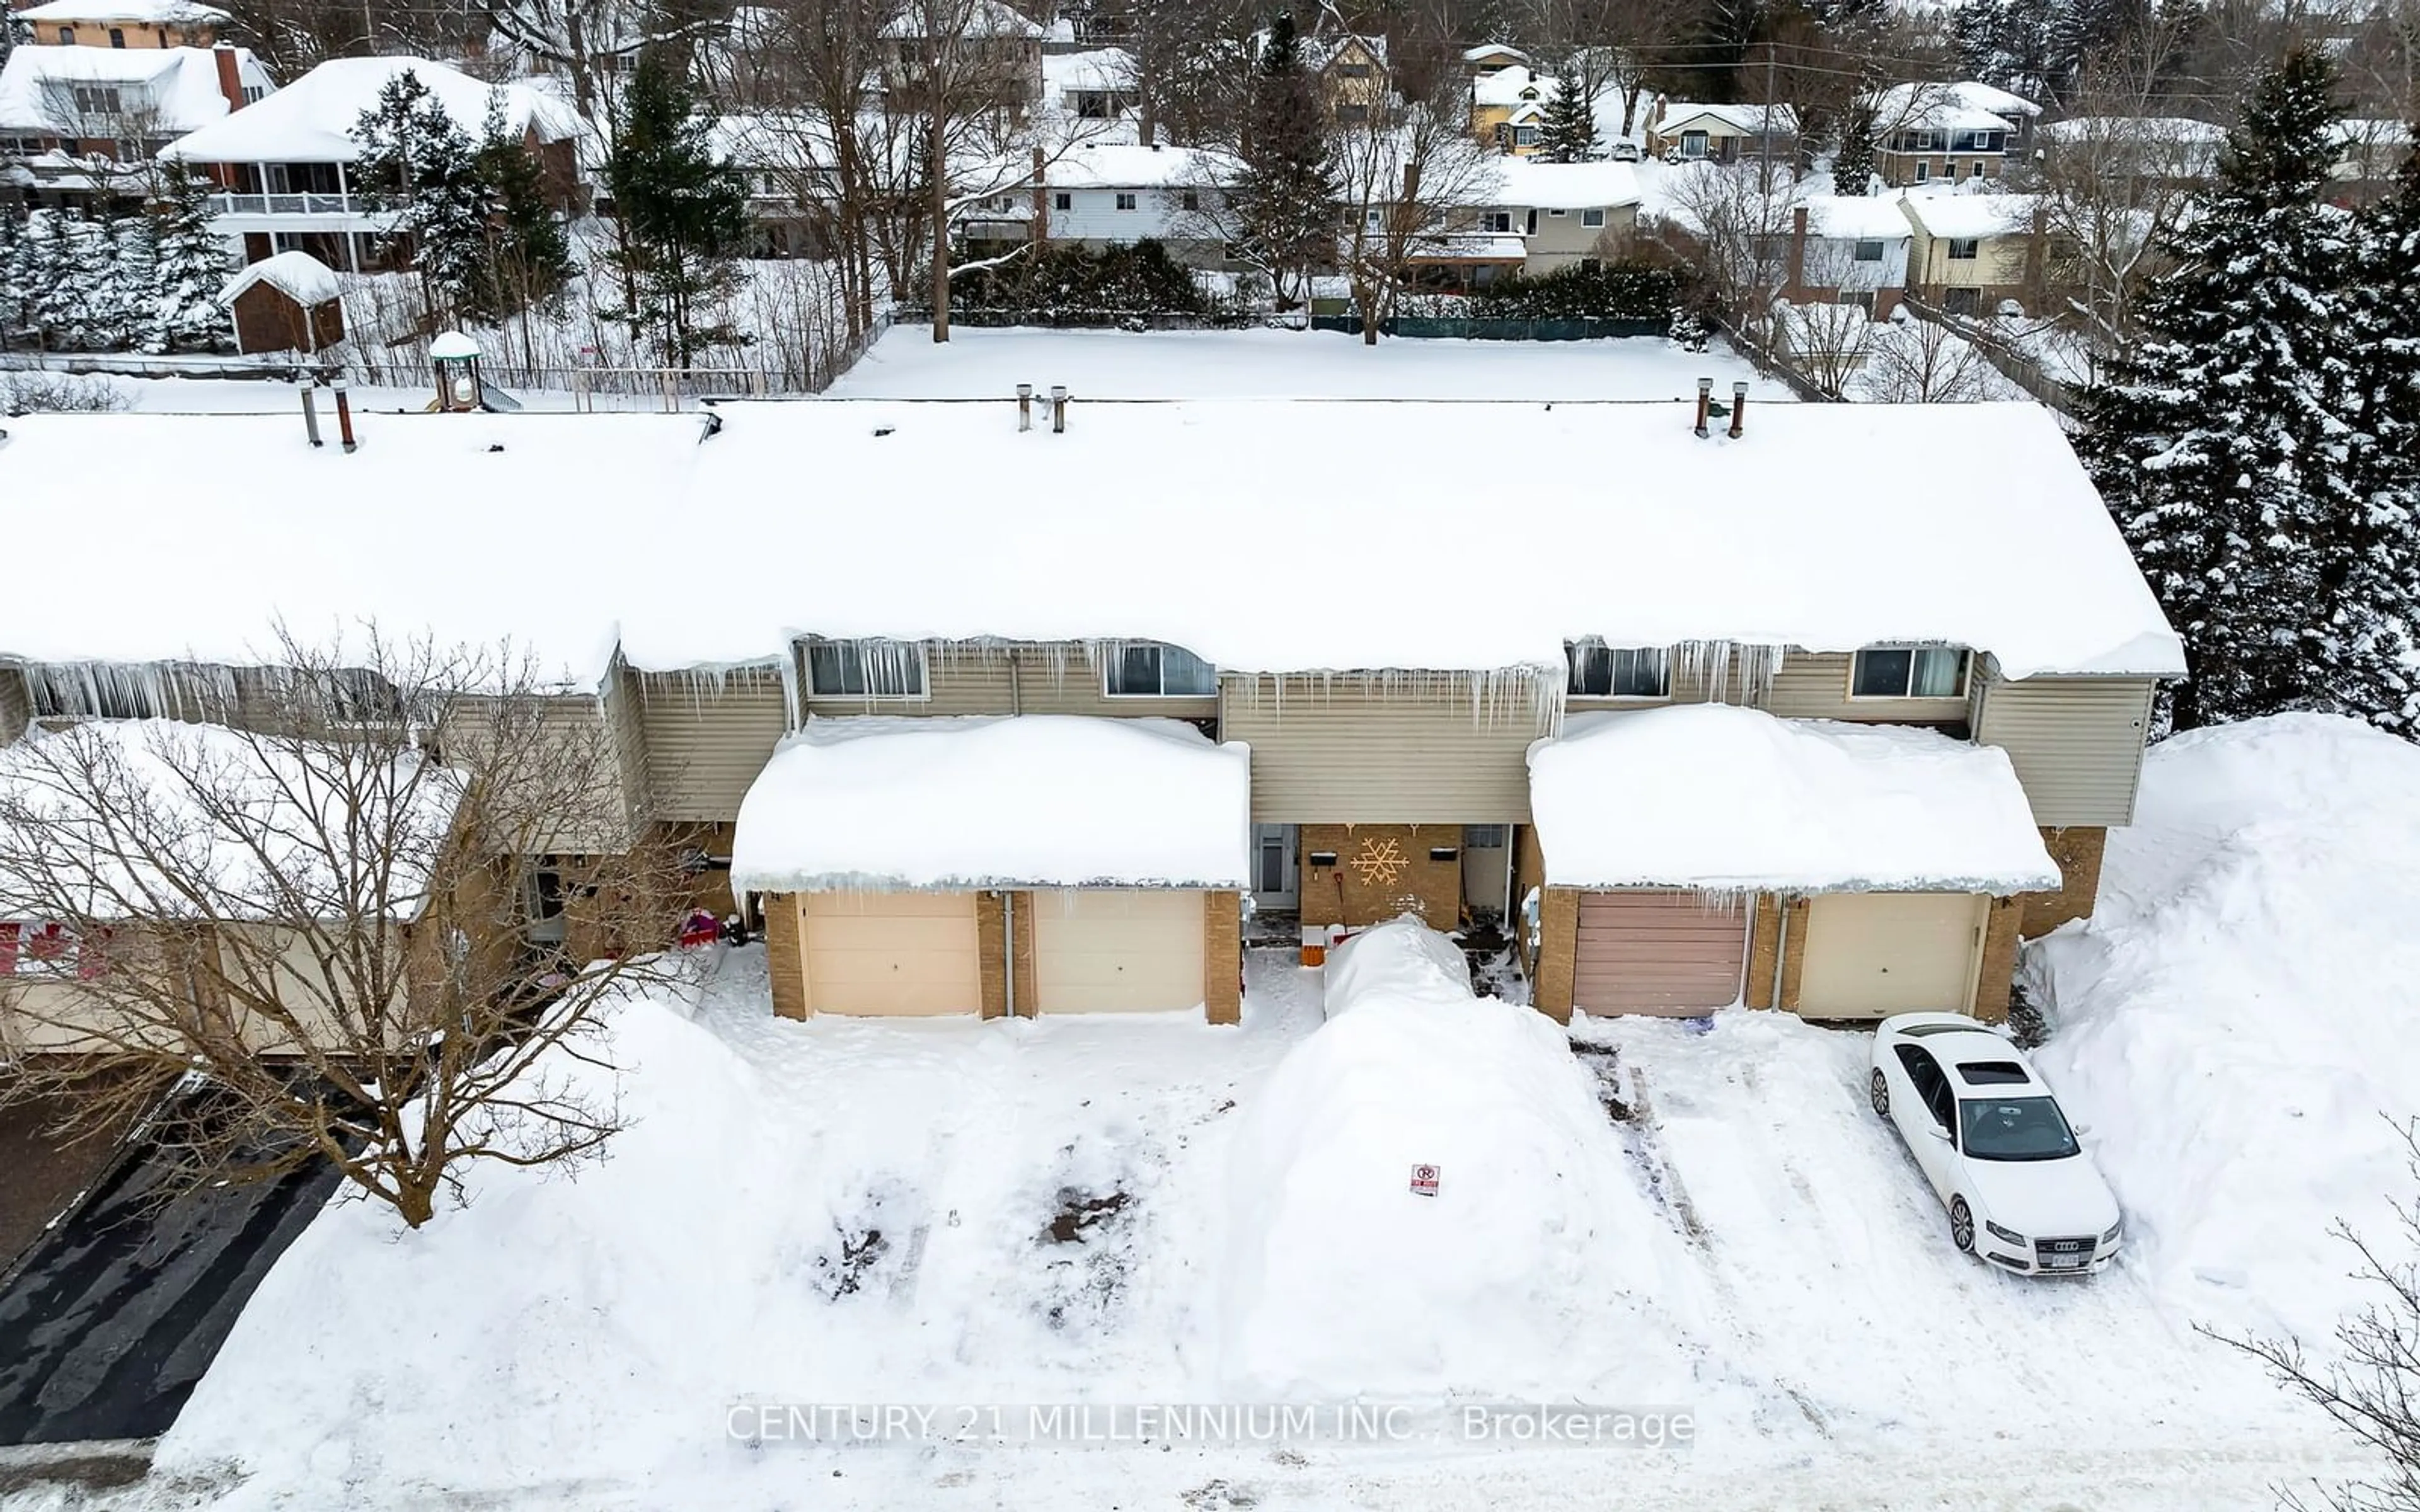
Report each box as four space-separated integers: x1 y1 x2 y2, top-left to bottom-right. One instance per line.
1927 1123 1953 1143
2073 1123 2093 1137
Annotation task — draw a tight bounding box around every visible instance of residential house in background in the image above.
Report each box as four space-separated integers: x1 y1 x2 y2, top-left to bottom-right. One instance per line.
2034 115 2223 189
1782 195 1913 316
1645 99 1797 165
1900 192 2041 313
1470 63 1553 154
0 40 265 210
12 0 226 49
2332 118 2414 200
1308 33 1388 127
159 55 579 270
1 396 2177 1034
1044 46 1135 120
1036 140 1225 265
1869 80 2039 187
879 0 1045 114
1461 42 1529 76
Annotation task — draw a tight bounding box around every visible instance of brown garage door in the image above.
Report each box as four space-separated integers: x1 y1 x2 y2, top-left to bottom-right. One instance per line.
1573 891 1749 1016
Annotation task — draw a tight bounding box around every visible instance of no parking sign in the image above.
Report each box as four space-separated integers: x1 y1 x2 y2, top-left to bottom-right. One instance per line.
1410 1164 1441 1198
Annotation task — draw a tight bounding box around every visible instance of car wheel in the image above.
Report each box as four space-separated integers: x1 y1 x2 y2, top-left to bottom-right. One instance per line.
1950 1196 1976 1254
1869 1068 1889 1118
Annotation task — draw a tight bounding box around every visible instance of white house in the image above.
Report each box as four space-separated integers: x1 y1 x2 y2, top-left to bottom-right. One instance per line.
0 41 268 209
1037 141 1224 263
158 55 579 270
1786 195 1914 315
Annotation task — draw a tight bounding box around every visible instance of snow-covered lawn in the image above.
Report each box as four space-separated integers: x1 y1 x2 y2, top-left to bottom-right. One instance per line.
824 324 1786 402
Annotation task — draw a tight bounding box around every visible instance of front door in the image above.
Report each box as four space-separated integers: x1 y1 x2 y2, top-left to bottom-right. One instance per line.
1252 823 1298 911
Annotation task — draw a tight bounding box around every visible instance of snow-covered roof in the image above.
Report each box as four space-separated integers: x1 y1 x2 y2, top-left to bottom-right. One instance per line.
218 249 341 307
1871 80 2037 134
1473 64 1553 108
879 0 1040 39
1801 194 1915 241
1528 705 2060 893
1653 101 1796 137
160 55 574 164
0 719 464 922
1044 46 1132 96
0 43 267 134
0 402 2183 682
1485 156 1640 210
1901 192 2039 239
2036 114 2225 146
729 715 1250 893
14 0 228 20
1463 42 1529 64
1047 140 1211 189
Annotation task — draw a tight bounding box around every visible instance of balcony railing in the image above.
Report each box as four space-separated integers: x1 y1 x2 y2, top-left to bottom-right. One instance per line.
207 191 362 216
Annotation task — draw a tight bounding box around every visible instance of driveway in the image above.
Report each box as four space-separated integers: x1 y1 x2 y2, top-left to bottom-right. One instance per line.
0 1084 338 1446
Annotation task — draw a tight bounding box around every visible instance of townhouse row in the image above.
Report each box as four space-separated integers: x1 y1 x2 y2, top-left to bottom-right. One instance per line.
0 391 2182 1036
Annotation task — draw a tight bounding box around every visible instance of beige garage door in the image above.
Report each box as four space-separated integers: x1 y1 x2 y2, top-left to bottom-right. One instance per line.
802 891 982 1016
1795 892 1984 1019
1573 891 1749 1016
1032 890 1205 1013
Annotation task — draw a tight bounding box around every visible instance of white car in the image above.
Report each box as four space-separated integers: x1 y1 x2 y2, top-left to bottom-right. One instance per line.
1867 1014 2123 1276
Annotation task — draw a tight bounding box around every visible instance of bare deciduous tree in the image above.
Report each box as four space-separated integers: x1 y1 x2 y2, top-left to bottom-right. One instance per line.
1776 298 1872 397
1858 312 2001 401
1644 159 1801 336
1332 28 1495 345
0 628 690 1228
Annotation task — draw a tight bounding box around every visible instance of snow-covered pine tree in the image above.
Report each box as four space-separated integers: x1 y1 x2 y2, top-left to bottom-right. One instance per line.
1833 101 1877 197
0 210 26 338
1536 59 1598 163
40 215 111 350
473 86 573 349
2077 49 2365 731
354 69 496 327
18 210 64 346
1221 14 1337 311
601 52 751 364
95 214 156 350
2332 144 2420 733
144 161 235 353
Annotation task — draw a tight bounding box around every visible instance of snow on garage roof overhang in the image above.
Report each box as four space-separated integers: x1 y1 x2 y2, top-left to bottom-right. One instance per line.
0 401 2184 686
729 716 1252 895
1528 704 2062 894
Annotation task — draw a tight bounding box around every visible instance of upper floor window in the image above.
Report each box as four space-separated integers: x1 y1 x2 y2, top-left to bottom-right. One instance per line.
1853 238 1885 261
1052 191 1071 211
1480 210 1512 233
55 26 73 43
1565 642 1669 699
1180 188 1200 211
71 84 125 115
1114 192 1137 210
107 26 125 46
1947 237 1979 260
1336 63 1371 79
807 639 927 698
1851 646 1969 699
1103 643 1215 697
1581 208 1606 228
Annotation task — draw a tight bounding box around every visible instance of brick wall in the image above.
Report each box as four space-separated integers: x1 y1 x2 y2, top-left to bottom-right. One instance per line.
1973 895 2024 1022
1204 890 1242 1025
765 892 805 1020
1531 886 1579 1022
2020 826 2106 936
1743 895 1811 1010
1298 823 1463 930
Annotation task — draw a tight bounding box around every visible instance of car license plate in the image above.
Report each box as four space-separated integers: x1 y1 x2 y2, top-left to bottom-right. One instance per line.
2047 1254 2085 1269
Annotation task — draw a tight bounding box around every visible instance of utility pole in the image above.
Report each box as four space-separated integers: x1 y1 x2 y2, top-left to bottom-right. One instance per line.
1759 42 1778 193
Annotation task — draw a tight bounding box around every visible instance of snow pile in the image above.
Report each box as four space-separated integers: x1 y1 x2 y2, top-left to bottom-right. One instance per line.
1529 705 2059 893
2027 714 2420 1341
1222 917 1691 1395
219 249 342 309
0 719 462 920
730 715 1250 894
1322 912 1474 1015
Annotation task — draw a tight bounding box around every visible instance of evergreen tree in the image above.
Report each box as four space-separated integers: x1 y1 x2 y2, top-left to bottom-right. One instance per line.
2336 142 2420 732
144 161 235 353
1223 14 1337 309
354 69 496 326
2077 50 2374 731
473 87 574 353
45 215 110 350
1833 100 1877 197
601 52 752 365
20 211 66 346
0 210 26 342
94 215 156 350
1536 58 1598 163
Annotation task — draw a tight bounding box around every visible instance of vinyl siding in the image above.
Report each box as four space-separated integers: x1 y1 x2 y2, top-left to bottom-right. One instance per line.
1973 675 2155 827
1563 647 1969 723
0 664 28 745
441 696 637 855
631 667 789 823
1219 675 1540 823
799 643 1217 724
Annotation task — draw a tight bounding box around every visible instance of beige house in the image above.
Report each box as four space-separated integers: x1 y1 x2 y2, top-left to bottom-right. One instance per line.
1646 99 1797 164
1900 192 2042 314
1 395 2177 1032
13 0 227 49
1869 79 2039 188
1310 33 1388 127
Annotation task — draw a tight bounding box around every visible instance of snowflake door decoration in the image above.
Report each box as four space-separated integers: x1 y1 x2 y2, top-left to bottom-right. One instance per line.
1351 835 1411 887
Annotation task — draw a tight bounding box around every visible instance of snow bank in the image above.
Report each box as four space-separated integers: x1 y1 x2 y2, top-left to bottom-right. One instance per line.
1322 913 1474 1015
1529 705 2059 893
729 716 1250 893
1223 917 1690 1394
2027 715 2420 1341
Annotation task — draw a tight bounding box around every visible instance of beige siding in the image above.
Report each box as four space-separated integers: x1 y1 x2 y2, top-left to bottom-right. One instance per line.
1220 675 1538 823
800 643 1218 723
1764 651 1971 723
631 667 789 823
1974 675 2155 827
1796 892 1985 1017
0 664 28 745
442 696 637 854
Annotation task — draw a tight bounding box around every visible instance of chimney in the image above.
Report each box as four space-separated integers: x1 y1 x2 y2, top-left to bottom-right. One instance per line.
1693 375 1712 438
331 378 357 453
298 379 323 448
213 42 245 115
1728 382 1748 440
1050 384 1068 434
1017 382 1033 432
1788 204 1809 297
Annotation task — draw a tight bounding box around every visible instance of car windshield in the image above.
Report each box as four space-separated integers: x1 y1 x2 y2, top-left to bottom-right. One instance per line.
1957 1096 2080 1162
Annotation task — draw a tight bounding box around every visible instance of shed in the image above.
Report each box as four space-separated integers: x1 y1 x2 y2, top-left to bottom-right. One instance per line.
219 251 343 355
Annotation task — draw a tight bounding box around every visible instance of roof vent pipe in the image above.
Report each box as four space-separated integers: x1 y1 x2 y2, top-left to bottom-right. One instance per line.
331 378 356 454
1693 376 1712 438
1728 381 1748 440
298 378 323 448
1017 382 1033 432
1051 384 1069 434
